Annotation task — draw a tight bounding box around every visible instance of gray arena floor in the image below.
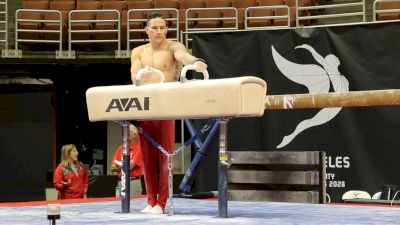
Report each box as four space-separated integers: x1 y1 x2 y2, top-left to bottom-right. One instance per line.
1 196 400 225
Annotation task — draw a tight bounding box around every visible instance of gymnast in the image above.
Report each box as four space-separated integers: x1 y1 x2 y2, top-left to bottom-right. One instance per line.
130 12 207 214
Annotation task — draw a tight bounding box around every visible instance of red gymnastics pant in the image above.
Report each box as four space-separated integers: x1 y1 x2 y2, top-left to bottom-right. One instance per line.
138 120 175 210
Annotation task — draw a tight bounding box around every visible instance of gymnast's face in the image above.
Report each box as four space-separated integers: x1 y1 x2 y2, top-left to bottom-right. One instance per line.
145 17 168 43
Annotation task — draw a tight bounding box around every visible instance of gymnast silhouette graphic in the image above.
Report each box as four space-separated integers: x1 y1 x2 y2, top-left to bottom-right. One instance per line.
271 44 349 149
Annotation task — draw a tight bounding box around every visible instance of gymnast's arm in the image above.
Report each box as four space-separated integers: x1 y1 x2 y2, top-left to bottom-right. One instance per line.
130 47 143 84
171 42 207 72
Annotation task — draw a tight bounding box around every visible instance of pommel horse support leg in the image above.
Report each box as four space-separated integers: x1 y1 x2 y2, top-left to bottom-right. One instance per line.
120 122 130 213
86 69 267 217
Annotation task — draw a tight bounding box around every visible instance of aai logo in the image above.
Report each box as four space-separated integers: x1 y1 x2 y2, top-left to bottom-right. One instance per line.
106 97 149 112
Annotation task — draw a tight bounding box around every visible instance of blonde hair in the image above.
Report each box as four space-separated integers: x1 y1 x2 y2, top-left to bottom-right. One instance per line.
129 125 139 142
60 144 77 168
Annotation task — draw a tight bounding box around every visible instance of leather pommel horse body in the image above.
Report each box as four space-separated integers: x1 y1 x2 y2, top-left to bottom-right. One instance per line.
86 76 267 121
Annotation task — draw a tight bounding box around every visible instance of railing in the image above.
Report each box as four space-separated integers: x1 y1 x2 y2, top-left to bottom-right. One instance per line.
68 9 120 57
0 0 7 50
15 9 62 51
245 5 291 30
184 7 238 47
6 1 400 58
373 0 400 21
297 0 366 27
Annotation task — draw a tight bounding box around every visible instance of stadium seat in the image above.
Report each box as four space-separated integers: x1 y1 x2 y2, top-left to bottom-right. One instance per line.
93 1 126 41
376 1 400 21
246 8 273 28
285 0 311 25
70 1 101 41
285 0 311 7
154 0 179 10
259 0 285 6
179 0 205 31
256 0 293 27
18 1 49 40
233 0 257 8
126 0 152 27
227 0 257 29
43 1 75 44
273 7 293 26
125 0 152 42
153 1 179 21
247 0 285 27
75 0 101 2
197 0 232 28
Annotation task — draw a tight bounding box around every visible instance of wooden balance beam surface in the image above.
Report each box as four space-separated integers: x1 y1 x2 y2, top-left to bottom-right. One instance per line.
265 89 400 110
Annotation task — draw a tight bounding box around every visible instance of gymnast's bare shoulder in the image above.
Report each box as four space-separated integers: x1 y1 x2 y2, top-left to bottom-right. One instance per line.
168 41 189 55
130 44 145 58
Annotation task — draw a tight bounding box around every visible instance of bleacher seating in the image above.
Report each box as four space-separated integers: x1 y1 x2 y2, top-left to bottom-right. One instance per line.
126 0 152 30
43 1 75 44
246 7 273 29
274 7 293 26
284 0 310 26
8 0 399 55
125 0 153 50
375 0 400 21
18 1 49 40
197 0 232 28
230 0 257 29
70 1 101 41
179 0 205 30
93 1 125 41
14 0 304 50
153 0 179 21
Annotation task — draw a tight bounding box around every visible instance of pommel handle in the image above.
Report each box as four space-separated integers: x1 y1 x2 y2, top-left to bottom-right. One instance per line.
180 64 209 83
136 67 165 86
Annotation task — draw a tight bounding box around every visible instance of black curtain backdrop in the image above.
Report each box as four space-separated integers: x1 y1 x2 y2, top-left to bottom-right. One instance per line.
192 22 400 202
0 89 54 201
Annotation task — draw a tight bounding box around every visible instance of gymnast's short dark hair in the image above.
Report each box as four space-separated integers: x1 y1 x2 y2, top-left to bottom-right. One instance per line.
146 12 166 26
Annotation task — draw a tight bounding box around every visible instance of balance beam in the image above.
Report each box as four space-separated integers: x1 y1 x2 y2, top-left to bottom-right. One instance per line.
265 89 400 110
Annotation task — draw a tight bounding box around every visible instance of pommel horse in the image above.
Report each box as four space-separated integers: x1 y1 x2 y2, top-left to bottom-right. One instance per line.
86 63 400 217
86 64 266 217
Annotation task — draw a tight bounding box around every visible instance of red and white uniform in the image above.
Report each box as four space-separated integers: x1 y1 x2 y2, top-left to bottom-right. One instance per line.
53 162 88 199
111 141 143 178
139 120 175 211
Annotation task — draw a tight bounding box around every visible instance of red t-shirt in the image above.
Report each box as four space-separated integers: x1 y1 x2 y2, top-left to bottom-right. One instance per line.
112 141 142 178
53 161 88 199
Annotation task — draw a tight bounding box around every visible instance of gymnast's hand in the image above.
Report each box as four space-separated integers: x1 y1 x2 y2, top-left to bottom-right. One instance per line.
194 61 207 73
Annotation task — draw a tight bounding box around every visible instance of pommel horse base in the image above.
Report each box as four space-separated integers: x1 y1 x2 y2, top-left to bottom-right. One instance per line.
86 65 400 217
